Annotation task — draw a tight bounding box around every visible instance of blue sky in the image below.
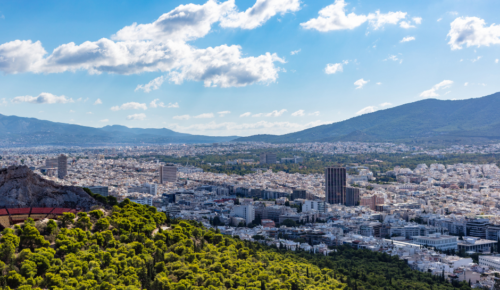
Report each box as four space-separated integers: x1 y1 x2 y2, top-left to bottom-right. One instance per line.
0 0 499 136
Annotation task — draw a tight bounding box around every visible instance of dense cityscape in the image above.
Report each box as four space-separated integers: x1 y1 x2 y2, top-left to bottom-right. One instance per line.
2 141 500 288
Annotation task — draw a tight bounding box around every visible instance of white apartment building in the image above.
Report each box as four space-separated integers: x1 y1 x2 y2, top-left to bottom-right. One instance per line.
411 233 458 250
232 205 255 225
479 255 500 270
303 200 326 213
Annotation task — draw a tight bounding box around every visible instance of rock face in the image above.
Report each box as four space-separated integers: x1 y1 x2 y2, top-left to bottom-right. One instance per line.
0 165 100 210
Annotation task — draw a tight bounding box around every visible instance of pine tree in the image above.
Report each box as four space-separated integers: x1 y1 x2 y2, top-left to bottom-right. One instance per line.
307 267 309 278
261 281 266 290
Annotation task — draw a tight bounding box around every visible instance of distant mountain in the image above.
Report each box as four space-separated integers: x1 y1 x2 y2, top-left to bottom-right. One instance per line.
0 114 237 146
237 92 500 145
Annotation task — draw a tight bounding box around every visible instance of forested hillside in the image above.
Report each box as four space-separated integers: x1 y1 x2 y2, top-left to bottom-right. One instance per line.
0 201 469 290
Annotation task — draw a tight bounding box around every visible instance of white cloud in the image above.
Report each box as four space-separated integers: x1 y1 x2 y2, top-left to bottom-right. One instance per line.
412 17 422 25
69 110 75 113
437 18 442 22
220 0 301 30
447 17 500 50
166 119 327 136
0 0 288 89
0 40 46 74
99 119 109 122
400 36 415 43
173 115 191 120
290 49 301 55
379 102 392 107
149 99 166 108
194 113 215 119
127 113 146 120
300 0 408 32
376 82 382 85
94 98 102 105
0 98 7 106
266 109 287 117
496 59 499 63
356 106 376 116
111 102 147 111
308 111 320 116
354 78 369 89
135 76 165 93
252 113 264 117
86 112 93 114
399 21 414 29
168 102 179 108
420 80 454 98
325 63 343 74
217 111 231 117
471 56 482 62
385 55 401 62
12 92 74 104
464 82 468 86
240 112 252 117
291 109 305 117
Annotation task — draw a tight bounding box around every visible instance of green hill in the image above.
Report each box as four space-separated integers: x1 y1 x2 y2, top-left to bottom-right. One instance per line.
237 92 500 144
0 200 469 290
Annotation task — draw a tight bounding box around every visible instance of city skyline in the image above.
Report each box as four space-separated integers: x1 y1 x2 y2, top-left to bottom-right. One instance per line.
1 0 499 136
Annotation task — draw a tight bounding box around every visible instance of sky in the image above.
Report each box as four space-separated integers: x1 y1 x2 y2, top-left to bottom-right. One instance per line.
0 0 499 137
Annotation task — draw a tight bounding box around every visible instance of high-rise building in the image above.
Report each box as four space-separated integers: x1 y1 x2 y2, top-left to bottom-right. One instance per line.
57 154 68 179
260 153 277 164
325 167 346 204
345 187 360 206
231 205 255 225
160 164 177 184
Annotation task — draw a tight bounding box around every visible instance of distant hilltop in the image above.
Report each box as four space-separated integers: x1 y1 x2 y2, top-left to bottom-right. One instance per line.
0 115 237 146
237 92 500 145
0 165 100 210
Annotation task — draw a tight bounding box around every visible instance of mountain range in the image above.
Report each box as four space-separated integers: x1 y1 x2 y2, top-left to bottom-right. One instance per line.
0 114 236 146
237 92 500 145
2 92 500 146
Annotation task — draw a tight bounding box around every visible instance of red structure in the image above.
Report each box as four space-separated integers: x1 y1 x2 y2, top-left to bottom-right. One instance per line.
0 207 81 228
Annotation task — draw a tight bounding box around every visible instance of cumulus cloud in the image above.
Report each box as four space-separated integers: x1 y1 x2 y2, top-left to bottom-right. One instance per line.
266 109 287 117
354 78 369 89
379 102 392 107
111 102 148 111
300 0 408 32
384 55 402 63
496 59 499 63
168 102 179 108
399 21 414 29
12 92 74 104
400 36 415 43
420 80 454 98
94 98 102 105
127 113 146 120
135 76 166 93
356 106 376 115
291 109 305 117
325 63 344 74
448 17 500 50
100 119 109 122
173 115 191 120
217 111 231 117
220 0 301 29
194 113 215 119
0 0 290 89
0 40 46 74
413 17 422 25
240 112 252 117
149 99 166 108
309 111 320 116
290 49 301 55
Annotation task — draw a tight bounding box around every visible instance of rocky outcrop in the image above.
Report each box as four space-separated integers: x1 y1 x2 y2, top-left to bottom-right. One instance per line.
0 165 101 210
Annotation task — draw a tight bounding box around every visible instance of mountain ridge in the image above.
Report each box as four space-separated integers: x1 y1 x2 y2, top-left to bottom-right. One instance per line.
237 92 500 144
0 114 237 146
